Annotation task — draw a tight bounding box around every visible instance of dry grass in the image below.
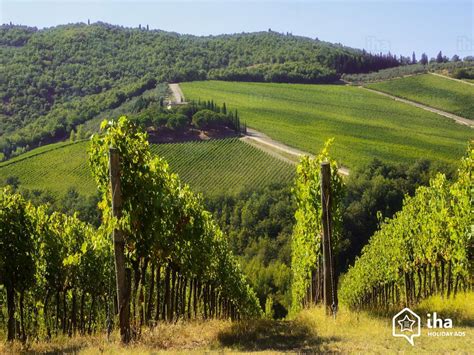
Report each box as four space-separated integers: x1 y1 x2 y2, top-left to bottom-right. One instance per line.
1 293 473 353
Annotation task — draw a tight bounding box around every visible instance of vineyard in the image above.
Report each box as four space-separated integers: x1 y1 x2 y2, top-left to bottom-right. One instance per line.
0 138 294 198
151 139 294 196
340 144 472 308
366 74 474 120
0 117 261 343
0 140 94 196
180 81 472 169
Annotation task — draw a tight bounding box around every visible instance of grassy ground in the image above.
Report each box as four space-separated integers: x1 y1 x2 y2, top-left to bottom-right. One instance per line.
0 138 294 197
180 81 472 170
367 74 474 120
2 293 472 353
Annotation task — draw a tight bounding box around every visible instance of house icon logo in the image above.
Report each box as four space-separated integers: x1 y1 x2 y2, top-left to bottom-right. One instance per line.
392 307 421 346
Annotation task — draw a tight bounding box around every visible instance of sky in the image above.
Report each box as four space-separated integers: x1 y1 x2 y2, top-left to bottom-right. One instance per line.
1 0 473 58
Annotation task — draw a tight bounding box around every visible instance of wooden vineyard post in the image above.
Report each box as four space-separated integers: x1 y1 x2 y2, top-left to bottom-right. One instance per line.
320 162 337 316
109 147 130 343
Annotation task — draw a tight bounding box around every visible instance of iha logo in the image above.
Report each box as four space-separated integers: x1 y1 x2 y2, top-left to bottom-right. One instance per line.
392 308 421 346
427 312 453 329
393 309 460 345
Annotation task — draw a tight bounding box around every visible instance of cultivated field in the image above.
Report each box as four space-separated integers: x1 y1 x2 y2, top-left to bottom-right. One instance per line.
0 138 294 197
181 81 472 169
0 140 94 196
367 74 474 120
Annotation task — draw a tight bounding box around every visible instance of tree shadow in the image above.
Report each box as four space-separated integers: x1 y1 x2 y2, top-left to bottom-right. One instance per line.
217 319 339 352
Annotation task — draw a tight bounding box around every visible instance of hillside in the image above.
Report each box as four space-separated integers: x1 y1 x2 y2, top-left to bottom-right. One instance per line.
181 81 472 169
0 138 294 197
366 74 474 120
0 23 402 158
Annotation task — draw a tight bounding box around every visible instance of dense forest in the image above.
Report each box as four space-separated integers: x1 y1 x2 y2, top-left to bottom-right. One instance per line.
1 22 401 158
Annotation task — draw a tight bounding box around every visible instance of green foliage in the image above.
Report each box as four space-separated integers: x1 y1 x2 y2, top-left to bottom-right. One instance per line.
165 113 188 131
340 144 473 308
0 187 111 340
192 109 223 129
208 62 338 84
340 158 455 272
453 67 474 80
207 184 295 317
367 74 474 120
88 116 261 317
0 187 36 292
290 140 344 314
181 81 471 169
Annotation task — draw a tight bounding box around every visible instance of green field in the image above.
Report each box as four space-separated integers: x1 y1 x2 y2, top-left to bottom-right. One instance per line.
181 81 472 169
366 74 474 120
0 138 294 197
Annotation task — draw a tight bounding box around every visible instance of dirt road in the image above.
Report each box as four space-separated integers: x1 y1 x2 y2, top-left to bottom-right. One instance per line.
169 83 186 103
243 128 351 176
362 87 473 127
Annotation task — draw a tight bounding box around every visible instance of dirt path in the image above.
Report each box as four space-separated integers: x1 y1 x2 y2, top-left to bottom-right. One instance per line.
361 87 473 127
169 83 186 103
169 83 350 176
430 72 474 87
243 128 350 176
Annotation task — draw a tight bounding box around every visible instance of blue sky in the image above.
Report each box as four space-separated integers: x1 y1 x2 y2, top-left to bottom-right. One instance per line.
1 1 473 58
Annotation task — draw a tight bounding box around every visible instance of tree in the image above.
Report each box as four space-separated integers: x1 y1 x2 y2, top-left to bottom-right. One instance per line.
451 54 460 62
436 51 443 63
420 53 428 65
412 52 416 64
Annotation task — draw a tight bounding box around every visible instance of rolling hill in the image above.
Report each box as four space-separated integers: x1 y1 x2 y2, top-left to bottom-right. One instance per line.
1 23 400 159
180 81 473 169
0 138 294 197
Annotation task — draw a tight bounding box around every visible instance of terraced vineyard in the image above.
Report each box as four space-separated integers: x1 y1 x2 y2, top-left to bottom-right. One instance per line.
0 138 294 197
366 74 474 120
181 81 472 169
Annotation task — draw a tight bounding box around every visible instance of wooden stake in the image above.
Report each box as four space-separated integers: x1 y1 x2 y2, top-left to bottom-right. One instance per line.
109 147 130 343
321 162 336 315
